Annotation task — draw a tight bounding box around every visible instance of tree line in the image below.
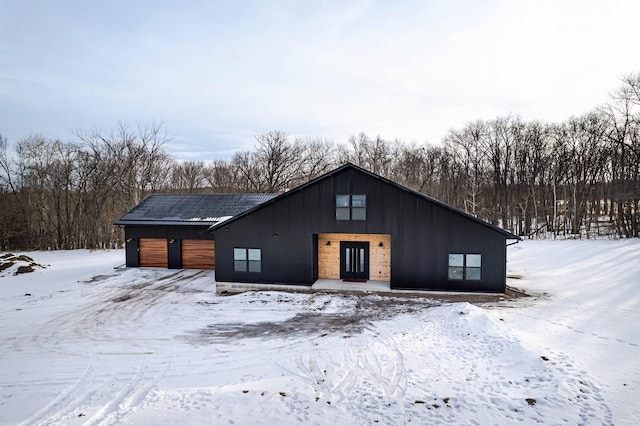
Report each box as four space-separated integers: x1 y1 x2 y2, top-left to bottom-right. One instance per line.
1 74 639 250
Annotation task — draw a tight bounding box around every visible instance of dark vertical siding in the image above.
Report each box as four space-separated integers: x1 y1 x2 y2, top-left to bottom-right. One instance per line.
214 221 314 285
213 167 510 292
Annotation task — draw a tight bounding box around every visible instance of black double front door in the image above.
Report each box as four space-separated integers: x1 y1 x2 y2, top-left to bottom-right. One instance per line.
340 241 369 280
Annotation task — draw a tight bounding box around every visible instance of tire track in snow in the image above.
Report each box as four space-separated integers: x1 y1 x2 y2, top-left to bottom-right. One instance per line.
17 363 170 426
85 363 170 426
18 367 119 426
10 269 198 425
33 269 205 355
17 366 94 426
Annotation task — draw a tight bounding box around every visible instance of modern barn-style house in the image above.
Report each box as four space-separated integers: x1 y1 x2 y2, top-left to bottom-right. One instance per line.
116 164 519 293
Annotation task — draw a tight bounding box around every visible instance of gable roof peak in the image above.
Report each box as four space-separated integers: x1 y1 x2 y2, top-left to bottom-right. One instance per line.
209 163 519 240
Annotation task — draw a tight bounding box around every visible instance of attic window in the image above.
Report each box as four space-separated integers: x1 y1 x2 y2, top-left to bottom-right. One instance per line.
336 194 366 221
448 254 481 280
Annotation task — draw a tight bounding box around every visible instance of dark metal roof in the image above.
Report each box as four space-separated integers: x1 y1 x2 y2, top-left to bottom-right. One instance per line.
209 163 520 240
114 193 278 226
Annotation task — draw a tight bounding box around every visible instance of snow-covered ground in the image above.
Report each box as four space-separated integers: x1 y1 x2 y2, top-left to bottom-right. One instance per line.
0 240 638 425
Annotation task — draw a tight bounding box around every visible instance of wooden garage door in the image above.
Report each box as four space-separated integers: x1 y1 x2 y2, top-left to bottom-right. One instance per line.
182 239 215 270
139 238 168 268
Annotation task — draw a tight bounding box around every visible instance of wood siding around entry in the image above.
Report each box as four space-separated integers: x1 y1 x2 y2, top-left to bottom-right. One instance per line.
318 233 390 281
139 238 168 268
181 239 215 270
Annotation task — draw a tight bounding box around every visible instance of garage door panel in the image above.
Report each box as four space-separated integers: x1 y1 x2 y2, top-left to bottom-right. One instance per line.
182 239 215 270
139 238 168 268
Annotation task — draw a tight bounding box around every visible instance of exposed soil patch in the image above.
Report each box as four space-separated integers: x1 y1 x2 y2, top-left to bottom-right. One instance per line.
111 294 136 303
0 253 46 276
16 265 34 274
0 261 14 272
188 294 442 344
83 274 118 283
193 312 372 342
399 286 529 303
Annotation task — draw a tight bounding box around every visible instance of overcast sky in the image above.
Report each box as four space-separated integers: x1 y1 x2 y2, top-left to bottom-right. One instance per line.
2 0 639 160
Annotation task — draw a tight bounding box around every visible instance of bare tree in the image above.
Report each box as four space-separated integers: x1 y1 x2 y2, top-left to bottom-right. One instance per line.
297 137 336 184
389 143 427 191
482 116 518 228
232 131 306 193
74 122 173 248
344 133 394 176
75 122 172 208
203 160 242 193
602 77 640 237
170 160 206 193
0 134 26 249
254 131 305 192
444 121 488 217
521 121 550 237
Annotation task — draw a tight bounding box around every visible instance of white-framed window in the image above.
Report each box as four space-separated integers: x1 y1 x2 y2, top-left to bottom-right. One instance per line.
336 194 366 221
448 253 481 280
234 248 261 272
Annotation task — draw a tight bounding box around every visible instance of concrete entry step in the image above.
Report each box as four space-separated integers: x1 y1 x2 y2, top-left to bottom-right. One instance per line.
312 279 391 292
215 279 390 295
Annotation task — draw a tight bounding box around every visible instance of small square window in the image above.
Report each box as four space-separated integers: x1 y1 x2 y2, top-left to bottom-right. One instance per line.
335 194 366 221
448 253 481 280
234 248 261 273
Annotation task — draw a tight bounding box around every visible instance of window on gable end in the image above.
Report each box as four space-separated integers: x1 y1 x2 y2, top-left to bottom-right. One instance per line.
336 194 366 221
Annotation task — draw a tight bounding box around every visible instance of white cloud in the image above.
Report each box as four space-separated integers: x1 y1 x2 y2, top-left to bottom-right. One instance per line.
1 0 639 155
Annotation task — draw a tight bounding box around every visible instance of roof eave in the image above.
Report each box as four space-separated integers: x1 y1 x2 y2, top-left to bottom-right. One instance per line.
114 220 222 227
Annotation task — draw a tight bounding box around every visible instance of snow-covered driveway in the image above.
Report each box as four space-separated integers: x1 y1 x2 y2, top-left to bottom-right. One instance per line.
0 240 638 425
